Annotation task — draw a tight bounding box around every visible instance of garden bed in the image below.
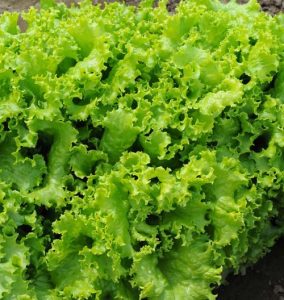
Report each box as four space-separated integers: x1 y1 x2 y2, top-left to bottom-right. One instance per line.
1 0 284 14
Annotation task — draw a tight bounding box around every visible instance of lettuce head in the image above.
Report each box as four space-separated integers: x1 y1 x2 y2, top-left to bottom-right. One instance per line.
0 0 284 299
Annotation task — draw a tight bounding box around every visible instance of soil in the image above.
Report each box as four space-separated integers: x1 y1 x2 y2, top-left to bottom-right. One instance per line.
217 238 284 300
0 0 284 14
0 1 284 300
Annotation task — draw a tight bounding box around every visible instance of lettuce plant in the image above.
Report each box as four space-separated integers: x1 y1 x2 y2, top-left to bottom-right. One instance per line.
0 0 284 299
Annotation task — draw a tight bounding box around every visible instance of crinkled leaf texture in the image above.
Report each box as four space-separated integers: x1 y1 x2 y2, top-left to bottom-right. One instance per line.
0 0 284 299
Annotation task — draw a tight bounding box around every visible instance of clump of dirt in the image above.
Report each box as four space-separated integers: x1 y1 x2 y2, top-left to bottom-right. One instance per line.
260 0 284 14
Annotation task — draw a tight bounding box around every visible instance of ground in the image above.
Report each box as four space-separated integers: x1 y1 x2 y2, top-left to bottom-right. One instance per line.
0 1 284 300
217 238 284 300
0 0 284 14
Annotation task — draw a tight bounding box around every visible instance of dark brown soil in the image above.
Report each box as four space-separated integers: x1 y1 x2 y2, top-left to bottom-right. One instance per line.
258 0 284 14
217 238 284 300
0 0 283 14
0 1 283 300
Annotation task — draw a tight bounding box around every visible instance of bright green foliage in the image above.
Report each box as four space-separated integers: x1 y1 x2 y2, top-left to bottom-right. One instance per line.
0 0 284 299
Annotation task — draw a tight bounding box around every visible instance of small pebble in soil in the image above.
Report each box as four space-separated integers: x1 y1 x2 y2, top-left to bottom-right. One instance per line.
274 284 284 295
